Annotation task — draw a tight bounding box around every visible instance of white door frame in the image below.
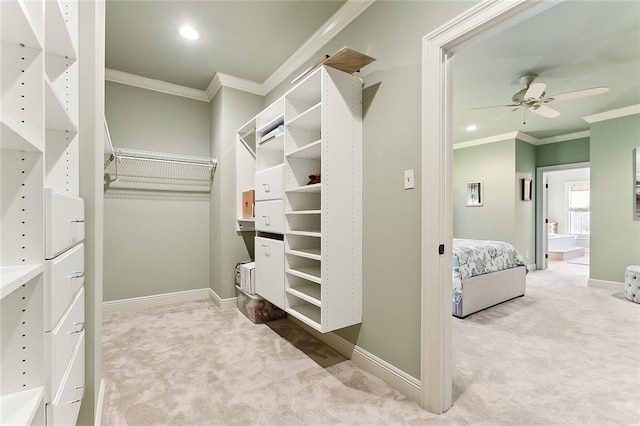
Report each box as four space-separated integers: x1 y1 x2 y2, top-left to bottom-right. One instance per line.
420 0 563 413
535 162 590 270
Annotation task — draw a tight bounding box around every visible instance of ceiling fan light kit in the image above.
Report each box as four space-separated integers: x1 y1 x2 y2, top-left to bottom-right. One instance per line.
474 73 610 120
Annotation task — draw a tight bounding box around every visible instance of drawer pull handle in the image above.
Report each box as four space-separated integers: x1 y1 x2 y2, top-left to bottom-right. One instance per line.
262 245 270 256
262 183 271 192
74 385 86 390
68 398 83 404
70 219 85 223
262 215 270 225
70 272 85 279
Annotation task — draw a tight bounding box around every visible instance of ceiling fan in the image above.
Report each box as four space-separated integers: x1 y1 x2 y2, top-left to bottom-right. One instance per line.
473 74 609 118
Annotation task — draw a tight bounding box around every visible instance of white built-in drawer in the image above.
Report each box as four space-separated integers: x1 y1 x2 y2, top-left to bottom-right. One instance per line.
255 164 284 201
255 200 284 234
45 188 84 259
255 237 285 309
46 331 85 426
45 243 84 331
46 287 84 403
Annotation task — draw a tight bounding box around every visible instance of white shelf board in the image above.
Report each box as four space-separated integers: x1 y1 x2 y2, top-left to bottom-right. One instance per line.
44 0 77 59
0 1 42 49
287 139 321 160
286 183 321 194
286 266 321 284
286 230 321 238
286 248 321 261
287 284 321 307
0 264 43 301
286 210 321 215
0 120 42 152
287 304 321 331
287 102 321 131
45 78 78 132
0 386 45 426
256 114 284 135
258 133 284 152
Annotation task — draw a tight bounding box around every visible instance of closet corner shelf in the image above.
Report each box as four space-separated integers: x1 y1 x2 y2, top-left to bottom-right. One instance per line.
0 119 42 152
1 1 43 49
104 147 217 193
44 0 77 59
0 386 45 426
0 264 43 301
45 78 78 133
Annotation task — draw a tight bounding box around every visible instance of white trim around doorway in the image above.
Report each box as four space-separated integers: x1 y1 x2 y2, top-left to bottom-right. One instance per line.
420 0 563 414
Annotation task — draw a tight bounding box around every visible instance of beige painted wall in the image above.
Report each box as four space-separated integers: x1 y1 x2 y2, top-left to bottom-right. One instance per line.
210 87 262 299
104 82 211 301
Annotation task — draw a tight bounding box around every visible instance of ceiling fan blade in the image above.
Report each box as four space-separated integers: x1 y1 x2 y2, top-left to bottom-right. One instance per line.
531 104 560 118
545 86 609 103
470 104 519 110
524 82 546 101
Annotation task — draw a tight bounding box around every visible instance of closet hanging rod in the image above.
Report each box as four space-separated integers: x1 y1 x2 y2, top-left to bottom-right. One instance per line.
114 153 216 168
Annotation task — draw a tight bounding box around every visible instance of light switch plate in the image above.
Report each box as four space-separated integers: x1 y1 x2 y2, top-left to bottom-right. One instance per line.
404 169 415 189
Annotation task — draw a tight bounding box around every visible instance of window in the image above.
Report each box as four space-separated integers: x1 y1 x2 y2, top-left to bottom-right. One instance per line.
568 181 590 236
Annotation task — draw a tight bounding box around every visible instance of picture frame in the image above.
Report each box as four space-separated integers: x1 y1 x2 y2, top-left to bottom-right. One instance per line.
465 181 483 206
635 147 639 218
522 178 532 201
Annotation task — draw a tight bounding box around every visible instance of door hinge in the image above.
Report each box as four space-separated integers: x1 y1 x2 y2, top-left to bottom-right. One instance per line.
545 218 549 224
438 244 445 255
545 253 549 259
545 183 549 189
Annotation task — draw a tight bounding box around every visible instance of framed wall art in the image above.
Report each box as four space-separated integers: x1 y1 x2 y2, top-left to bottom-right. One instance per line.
466 181 483 207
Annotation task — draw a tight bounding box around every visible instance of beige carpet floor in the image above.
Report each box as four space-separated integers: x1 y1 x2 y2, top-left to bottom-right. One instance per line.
101 265 639 425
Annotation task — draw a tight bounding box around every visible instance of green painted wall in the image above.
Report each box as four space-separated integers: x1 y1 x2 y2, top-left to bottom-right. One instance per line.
453 140 516 244
536 137 589 167
263 0 478 379
590 114 640 282
104 82 211 301
210 87 262 299
515 140 536 264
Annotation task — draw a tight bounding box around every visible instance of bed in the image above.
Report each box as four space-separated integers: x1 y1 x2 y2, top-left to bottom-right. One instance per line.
452 238 527 318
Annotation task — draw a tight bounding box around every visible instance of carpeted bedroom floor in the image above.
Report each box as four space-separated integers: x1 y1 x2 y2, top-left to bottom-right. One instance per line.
101 264 639 425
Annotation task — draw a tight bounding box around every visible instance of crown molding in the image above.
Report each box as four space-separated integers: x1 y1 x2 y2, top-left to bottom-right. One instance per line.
514 131 538 144
261 0 375 95
536 130 590 145
217 72 265 97
583 104 640 124
205 73 222 100
453 131 519 149
105 68 209 102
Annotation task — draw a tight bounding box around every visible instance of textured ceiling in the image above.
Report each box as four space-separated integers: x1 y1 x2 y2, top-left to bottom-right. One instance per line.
105 1 345 89
453 1 640 142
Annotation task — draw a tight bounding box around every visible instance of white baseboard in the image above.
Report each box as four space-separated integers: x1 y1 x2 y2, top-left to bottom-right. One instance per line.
588 279 624 291
102 288 210 313
526 263 537 272
287 316 421 404
95 379 105 426
208 288 238 311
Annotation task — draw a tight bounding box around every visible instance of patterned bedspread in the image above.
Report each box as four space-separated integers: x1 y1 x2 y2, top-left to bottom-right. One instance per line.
452 239 526 304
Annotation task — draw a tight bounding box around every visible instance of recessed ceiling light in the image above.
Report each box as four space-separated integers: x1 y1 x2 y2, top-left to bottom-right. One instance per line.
179 25 199 40
466 124 477 131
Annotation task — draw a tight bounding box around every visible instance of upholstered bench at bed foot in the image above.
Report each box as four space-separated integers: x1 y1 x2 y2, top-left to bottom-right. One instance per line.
624 265 640 303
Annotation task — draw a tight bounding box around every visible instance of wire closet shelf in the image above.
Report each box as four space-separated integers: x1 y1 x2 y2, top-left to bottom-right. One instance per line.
104 147 217 193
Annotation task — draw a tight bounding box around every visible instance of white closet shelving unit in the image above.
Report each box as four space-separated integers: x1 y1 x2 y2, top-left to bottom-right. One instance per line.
1 0 84 424
235 65 362 333
283 66 362 333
